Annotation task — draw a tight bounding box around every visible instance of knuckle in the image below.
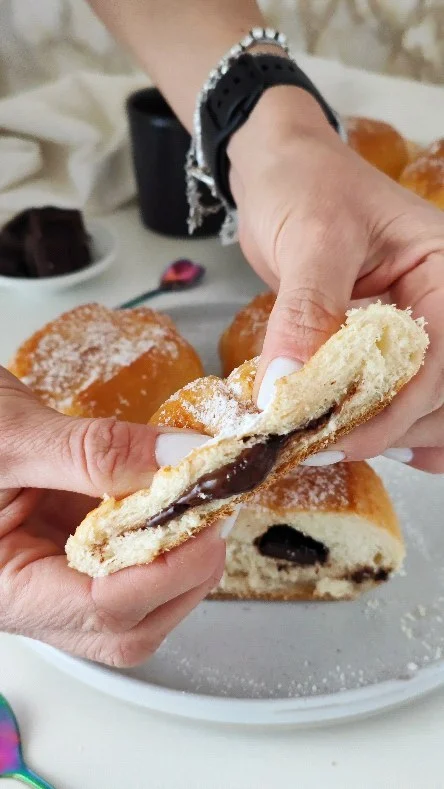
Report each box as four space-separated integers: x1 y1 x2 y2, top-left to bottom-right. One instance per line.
103 633 159 668
87 604 135 635
74 417 134 490
273 289 340 358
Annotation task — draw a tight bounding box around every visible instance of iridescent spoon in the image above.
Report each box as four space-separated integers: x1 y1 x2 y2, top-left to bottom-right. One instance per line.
117 258 205 309
0 694 55 788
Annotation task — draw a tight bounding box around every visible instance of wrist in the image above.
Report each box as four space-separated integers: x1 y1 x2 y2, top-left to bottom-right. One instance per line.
227 84 334 180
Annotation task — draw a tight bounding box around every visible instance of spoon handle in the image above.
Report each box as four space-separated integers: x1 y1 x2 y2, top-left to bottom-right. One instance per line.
117 287 164 309
13 767 56 789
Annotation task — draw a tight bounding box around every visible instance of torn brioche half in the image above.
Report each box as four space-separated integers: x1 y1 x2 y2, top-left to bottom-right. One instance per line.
66 303 428 578
211 461 404 602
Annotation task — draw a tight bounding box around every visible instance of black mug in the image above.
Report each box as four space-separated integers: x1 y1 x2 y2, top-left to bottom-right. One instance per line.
126 87 224 238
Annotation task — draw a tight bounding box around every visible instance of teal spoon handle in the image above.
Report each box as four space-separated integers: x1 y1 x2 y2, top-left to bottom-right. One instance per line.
117 287 163 309
11 767 56 789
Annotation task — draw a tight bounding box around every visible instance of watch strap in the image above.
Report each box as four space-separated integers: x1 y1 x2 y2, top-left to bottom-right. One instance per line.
200 53 341 207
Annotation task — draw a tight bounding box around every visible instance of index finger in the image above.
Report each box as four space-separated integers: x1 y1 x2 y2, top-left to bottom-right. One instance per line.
336 255 443 460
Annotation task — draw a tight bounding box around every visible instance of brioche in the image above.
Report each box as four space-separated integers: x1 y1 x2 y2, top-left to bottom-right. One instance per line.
212 461 404 601
66 304 427 577
345 116 409 180
219 292 275 376
9 303 204 423
399 138 444 210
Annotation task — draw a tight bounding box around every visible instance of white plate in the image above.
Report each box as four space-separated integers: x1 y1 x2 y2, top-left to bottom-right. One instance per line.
0 219 116 292
25 301 444 727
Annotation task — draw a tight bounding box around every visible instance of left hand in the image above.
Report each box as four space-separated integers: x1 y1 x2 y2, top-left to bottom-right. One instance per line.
228 86 444 473
0 369 225 665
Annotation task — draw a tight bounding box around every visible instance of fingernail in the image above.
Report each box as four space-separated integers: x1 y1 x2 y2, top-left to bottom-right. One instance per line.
383 448 413 464
155 432 208 467
257 357 303 411
219 506 241 539
301 451 345 467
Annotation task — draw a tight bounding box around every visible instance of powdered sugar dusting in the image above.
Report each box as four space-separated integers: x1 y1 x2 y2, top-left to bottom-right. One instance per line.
251 463 350 512
156 377 256 436
18 303 182 410
401 138 444 192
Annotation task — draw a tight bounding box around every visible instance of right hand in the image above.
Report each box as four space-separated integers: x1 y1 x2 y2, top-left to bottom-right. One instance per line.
228 87 444 473
0 367 224 667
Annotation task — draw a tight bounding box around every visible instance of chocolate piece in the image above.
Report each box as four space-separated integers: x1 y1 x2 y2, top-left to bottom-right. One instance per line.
0 206 91 279
0 210 30 277
24 207 91 278
350 567 389 584
255 524 329 566
145 434 290 530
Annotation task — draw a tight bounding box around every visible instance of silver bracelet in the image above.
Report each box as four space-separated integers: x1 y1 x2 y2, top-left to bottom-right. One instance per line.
186 27 346 246
186 27 291 244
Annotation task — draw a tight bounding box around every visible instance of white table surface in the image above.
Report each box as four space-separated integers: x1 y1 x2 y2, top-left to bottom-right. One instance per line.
1 55 444 788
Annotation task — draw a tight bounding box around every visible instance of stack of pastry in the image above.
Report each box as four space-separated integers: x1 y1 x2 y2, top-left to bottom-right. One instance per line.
63 301 426 598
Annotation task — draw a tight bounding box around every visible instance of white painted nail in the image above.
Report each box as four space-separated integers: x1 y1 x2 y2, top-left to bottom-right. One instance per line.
301 451 345 467
257 357 303 411
155 432 208 467
219 506 241 539
383 448 413 464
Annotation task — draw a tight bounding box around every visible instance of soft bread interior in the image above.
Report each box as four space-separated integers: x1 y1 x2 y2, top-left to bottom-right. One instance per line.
215 512 403 601
66 304 427 577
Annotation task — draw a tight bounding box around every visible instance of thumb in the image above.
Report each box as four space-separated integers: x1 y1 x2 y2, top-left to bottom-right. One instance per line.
255 254 358 410
1 388 207 498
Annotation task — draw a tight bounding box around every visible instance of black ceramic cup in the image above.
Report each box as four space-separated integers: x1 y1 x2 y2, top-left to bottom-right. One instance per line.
126 87 223 238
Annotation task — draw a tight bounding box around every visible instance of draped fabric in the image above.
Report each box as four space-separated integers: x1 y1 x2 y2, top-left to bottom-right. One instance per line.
0 0 442 100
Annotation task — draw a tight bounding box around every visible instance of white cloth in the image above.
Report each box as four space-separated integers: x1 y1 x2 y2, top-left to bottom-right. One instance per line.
0 70 148 222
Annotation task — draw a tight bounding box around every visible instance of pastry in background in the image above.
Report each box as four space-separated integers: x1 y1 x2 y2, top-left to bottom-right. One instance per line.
0 206 92 279
219 292 275 376
345 116 409 181
9 303 204 423
212 461 404 601
399 139 444 211
404 139 423 166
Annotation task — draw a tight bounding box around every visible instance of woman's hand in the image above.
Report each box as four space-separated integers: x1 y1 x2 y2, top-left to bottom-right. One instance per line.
0 368 224 666
228 86 444 473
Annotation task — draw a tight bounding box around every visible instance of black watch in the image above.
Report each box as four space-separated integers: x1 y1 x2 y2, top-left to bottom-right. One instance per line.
199 53 342 208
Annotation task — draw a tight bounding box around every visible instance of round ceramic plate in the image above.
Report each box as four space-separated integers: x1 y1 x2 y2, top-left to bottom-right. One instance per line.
25 301 444 727
0 219 116 292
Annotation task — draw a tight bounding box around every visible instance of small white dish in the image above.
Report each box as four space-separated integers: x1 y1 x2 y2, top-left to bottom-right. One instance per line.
0 218 116 293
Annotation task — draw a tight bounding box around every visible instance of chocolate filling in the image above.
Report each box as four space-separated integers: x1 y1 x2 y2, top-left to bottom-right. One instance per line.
255 524 329 566
350 567 389 584
145 434 291 530
144 398 343 531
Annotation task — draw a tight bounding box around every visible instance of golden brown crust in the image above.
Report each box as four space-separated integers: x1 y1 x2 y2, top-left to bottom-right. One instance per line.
399 138 444 210
405 139 423 165
208 587 362 601
219 292 275 376
9 303 204 423
345 116 409 180
248 461 401 542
